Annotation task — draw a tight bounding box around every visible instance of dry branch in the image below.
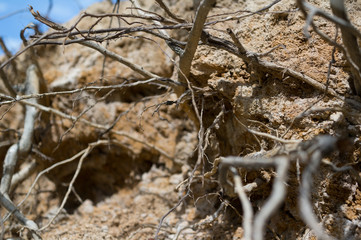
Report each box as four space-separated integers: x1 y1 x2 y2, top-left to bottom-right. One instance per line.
220 155 289 240
1 65 39 196
155 0 186 23
0 65 42 239
330 0 361 95
219 135 344 240
179 0 216 80
230 167 253 240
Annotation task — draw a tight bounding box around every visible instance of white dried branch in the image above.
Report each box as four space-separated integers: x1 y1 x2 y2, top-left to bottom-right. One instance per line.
16 146 89 209
230 167 253 240
1 65 39 195
0 64 41 239
80 40 160 79
234 115 300 145
131 0 170 38
220 155 289 240
0 192 40 238
154 0 186 23
11 140 126 232
299 150 335 240
297 0 361 39
10 160 38 193
253 156 289 240
247 128 300 144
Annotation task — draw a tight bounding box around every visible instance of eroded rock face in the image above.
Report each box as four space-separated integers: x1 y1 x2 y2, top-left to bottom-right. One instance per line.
1 0 361 239
33 1 196 208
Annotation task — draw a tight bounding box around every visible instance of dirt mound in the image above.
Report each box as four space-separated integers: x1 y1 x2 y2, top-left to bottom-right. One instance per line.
1 0 361 239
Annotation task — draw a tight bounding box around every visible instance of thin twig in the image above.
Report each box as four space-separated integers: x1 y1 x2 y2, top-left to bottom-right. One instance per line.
155 0 186 23
29 6 161 80
253 156 289 240
15 99 173 160
299 150 335 240
230 167 253 240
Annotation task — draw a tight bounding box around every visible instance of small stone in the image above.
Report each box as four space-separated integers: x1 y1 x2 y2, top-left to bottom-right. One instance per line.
329 112 344 123
78 199 94 214
101 225 109 232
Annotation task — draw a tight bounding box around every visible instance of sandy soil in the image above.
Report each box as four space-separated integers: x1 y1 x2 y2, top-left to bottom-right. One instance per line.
1 0 361 239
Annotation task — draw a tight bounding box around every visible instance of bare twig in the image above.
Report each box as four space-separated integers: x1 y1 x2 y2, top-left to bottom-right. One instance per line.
0 78 181 106
253 156 289 240
0 192 40 235
219 135 341 240
29 6 161 80
230 167 253 240
39 141 95 230
155 0 186 23
226 28 246 54
14 99 173 160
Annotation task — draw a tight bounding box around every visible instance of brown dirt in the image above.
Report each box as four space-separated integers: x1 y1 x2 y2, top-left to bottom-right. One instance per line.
1 0 361 239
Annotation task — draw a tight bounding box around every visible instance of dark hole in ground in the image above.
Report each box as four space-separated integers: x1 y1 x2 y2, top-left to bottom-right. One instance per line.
48 145 157 213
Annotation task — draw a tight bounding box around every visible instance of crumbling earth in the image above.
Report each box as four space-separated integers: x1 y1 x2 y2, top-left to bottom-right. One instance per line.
1 0 361 239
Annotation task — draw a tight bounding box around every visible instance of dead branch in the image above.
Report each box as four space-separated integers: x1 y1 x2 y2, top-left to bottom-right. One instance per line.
155 0 186 23
0 65 42 238
179 0 216 80
0 192 40 238
253 155 289 240
330 0 361 95
0 65 40 196
10 160 39 193
0 78 182 106
299 137 339 240
38 141 94 230
220 155 289 240
219 135 344 240
230 167 253 240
